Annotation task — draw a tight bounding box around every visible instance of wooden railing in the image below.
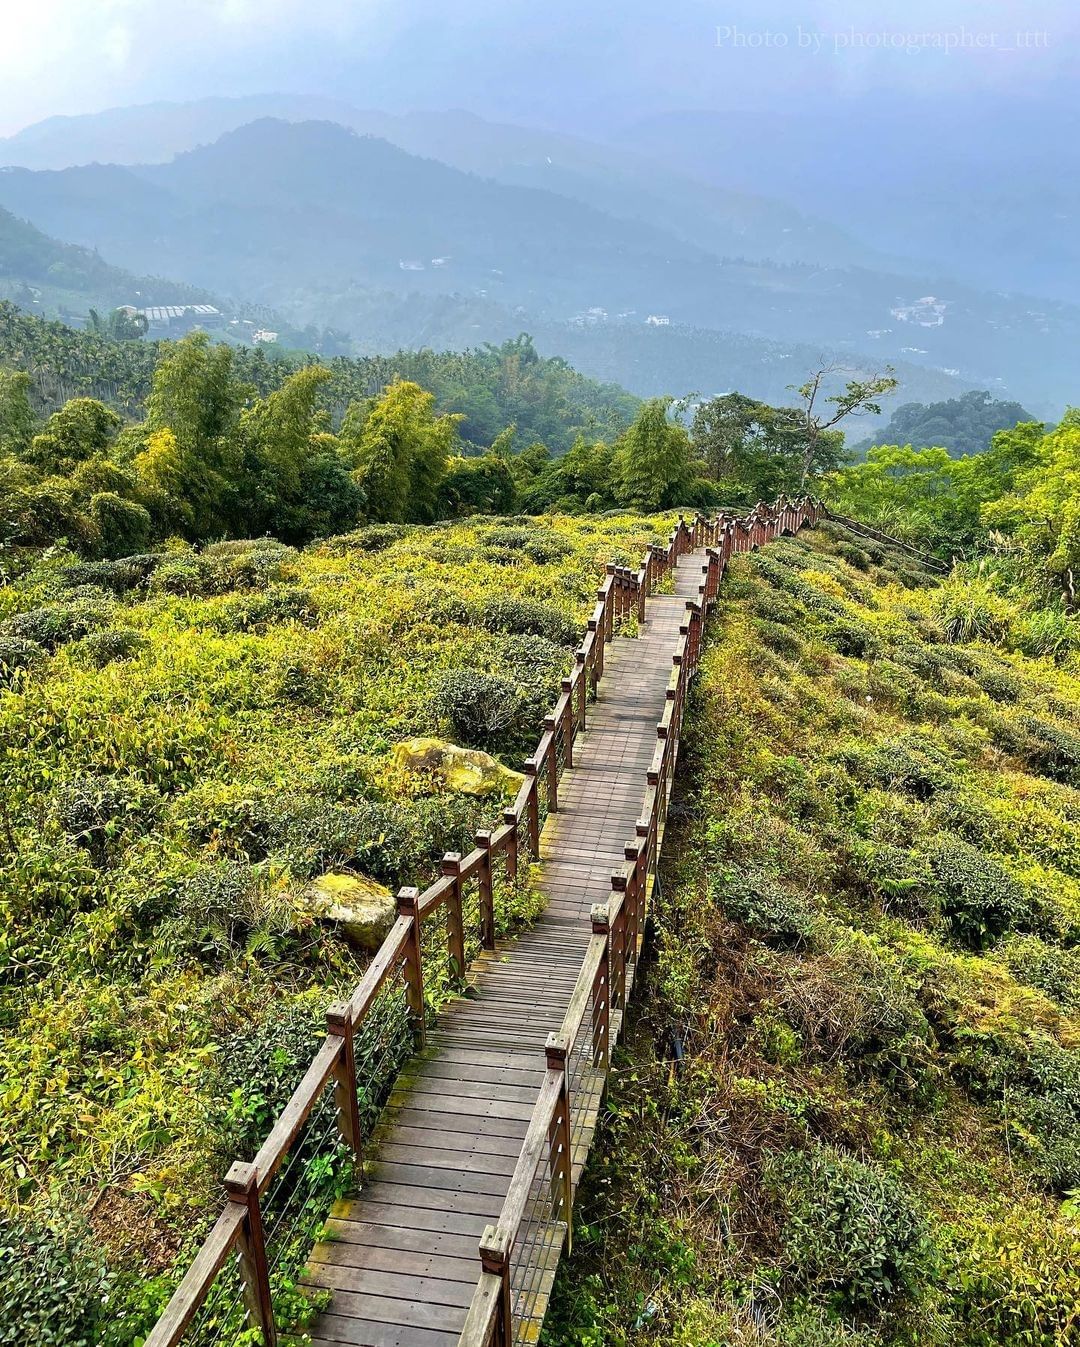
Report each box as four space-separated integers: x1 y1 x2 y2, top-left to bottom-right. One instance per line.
457 495 824 1347
143 497 822 1347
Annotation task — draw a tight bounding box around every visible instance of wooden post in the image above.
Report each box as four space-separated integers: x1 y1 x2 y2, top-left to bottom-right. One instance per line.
591 903 611 1069
501 808 519 883
541 724 559 812
524 764 540 855
479 1225 512 1347
441 852 466 982
624 843 642 959
610 874 628 1012
635 819 651 932
560 679 575 768
588 615 604 682
396 887 426 1047
224 1162 277 1347
326 1003 363 1165
545 1034 574 1251
603 567 616 636
575 652 587 731
476 829 495 950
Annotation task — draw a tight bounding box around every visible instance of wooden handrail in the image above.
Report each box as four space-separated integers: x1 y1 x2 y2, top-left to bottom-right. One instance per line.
143 1206 247 1347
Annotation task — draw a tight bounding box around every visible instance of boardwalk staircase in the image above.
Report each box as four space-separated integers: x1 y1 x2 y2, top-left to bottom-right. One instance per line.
144 498 824 1347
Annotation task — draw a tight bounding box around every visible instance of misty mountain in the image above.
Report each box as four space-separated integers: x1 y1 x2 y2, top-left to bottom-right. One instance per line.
619 94 1080 305
0 202 216 310
0 118 1072 414
0 94 893 272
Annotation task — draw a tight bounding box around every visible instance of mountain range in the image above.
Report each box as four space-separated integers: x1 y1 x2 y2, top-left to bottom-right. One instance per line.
0 98 1075 417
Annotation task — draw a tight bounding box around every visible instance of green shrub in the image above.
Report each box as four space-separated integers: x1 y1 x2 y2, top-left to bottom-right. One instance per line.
926 834 1031 947
840 733 956 802
0 1213 116 1347
719 870 816 947
62 555 161 595
835 542 872 571
88 492 152 559
329 522 413 552
203 538 298 589
752 589 801 624
936 580 1011 644
53 773 161 867
768 1145 935 1312
0 634 45 686
973 665 1022 703
148 553 221 598
68 628 148 668
432 669 526 754
210 585 321 633
1007 1042 1080 1190
210 999 327 1157
755 618 805 661
824 617 880 659
264 795 487 886
479 595 579 646
1020 717 1080 788
1010 607 1080 661
3 600 113 651
999 934 1080 1013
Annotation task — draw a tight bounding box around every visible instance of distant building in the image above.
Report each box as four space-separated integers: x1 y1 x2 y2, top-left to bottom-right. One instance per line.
399 260 425 271
135 303 223 335
890 296 947 328
646 314 670 326
252 329 279 345
431 257 450 267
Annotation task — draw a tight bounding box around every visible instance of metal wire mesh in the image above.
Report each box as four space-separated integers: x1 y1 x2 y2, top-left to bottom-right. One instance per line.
181 1243 248 1347
355 964 414 1133
509 1123 568 1344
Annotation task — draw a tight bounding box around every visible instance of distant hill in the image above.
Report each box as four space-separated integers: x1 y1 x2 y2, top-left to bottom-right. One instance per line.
618 96 1080 306
0 202 217 311
849 389 1040 458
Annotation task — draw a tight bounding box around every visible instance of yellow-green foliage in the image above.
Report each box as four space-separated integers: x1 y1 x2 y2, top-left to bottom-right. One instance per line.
0 512 672 1307
545 524 1080 1347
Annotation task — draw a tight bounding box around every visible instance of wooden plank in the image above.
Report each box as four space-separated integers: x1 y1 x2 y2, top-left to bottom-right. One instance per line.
306 1263 475 1309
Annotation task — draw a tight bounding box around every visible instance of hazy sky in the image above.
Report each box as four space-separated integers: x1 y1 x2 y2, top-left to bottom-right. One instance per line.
2 0 1077 137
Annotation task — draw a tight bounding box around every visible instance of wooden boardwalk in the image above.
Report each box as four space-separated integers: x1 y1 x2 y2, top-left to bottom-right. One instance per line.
303 552 704 1347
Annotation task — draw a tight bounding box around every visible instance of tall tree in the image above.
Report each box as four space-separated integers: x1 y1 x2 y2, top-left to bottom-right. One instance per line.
791 365 898 486
342 380 460 523
0 369 35 457
613 398 698 511
142 332 247 536
27 398 121 474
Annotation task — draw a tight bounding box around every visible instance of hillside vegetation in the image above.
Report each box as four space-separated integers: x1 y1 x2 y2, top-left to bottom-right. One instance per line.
0 509 676 1343
545 522 1080 1347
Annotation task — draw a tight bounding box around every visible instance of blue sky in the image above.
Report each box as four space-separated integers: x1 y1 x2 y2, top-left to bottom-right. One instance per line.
2 0 1077 136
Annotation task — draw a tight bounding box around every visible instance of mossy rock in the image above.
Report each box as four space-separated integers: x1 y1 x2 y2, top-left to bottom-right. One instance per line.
392 737 525 796
305 872 396 951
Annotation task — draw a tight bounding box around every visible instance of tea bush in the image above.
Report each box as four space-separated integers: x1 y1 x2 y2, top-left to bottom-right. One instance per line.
769 1145 936 1311
0 1214 115 1347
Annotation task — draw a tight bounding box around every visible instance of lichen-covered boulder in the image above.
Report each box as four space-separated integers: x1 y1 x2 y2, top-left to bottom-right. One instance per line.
392 737 525 796
306 872 396 951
